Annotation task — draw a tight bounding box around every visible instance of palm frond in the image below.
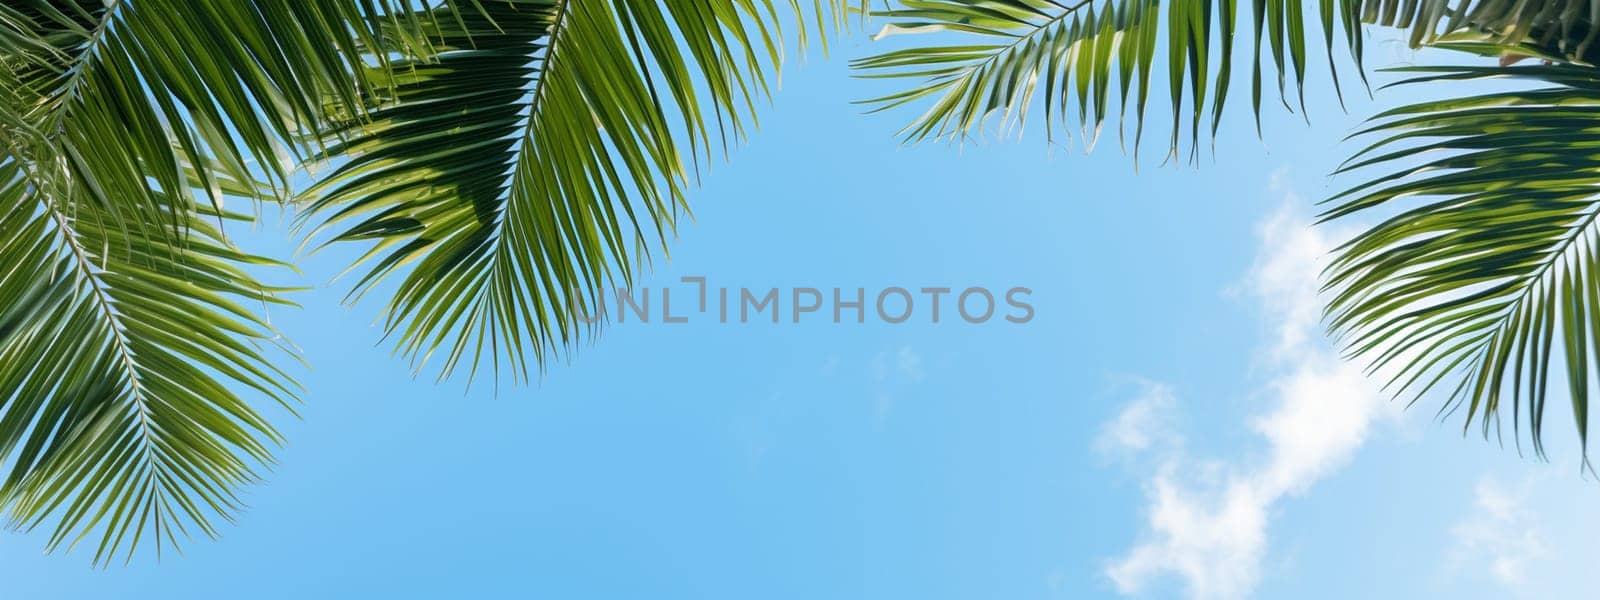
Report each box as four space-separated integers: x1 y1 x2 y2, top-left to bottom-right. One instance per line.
1365 0 1600 62
0 0 398 217
851 0 1600 158
0 158 300 566
1322 60 1600 461
0 0 397 565
850 0 1364 159
300 0 854 385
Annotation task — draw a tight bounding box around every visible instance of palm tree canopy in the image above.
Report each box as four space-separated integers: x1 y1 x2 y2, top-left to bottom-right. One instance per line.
4 0 1600 566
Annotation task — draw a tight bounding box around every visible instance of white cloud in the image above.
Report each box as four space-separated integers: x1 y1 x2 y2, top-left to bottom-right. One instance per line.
1448 477 1549 587
1095 380 1179 457
1105 191 1398 599
1431 465 1600 599
1107 466 1269 600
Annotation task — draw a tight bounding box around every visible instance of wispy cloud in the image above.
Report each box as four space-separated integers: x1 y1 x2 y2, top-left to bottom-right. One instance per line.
1104 185 1397 600
1095 380 1179 458
1448 477 1549 587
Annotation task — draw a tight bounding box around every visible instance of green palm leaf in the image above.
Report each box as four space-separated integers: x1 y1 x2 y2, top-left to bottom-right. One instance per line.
300 0 853 384
0 0 392 219
851 0 1365 159
0 0 395 564
852 0 1600 158
1323 57 1600 460
0 157 300 566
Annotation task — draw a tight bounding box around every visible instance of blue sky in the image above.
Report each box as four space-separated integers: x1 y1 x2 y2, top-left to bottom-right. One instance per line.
3 26 1596 600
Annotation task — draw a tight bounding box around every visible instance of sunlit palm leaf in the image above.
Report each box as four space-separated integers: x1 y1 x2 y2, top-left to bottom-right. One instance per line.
852 0 1600 158
0 0 393 219
0 158 300 565
851 0 1364 159
0 0 398 565
1322 57 1600 460
300 0 853 384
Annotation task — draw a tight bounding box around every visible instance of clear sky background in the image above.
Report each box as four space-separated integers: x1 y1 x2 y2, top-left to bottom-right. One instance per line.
2 24 1595 600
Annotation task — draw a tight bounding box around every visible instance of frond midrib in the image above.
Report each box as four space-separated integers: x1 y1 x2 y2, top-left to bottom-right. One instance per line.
41 0 124 135
33 191 177 557
436 0 572 382
1453 196 1600 431
900 2 1083 91
486 0 570 272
